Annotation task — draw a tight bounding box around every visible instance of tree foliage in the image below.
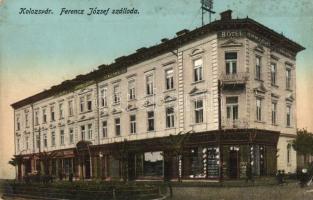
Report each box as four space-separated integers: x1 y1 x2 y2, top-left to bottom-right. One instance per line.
292 128 313 156
8 155 23 167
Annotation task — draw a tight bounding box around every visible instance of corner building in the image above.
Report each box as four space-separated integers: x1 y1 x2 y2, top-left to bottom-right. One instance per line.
12 10 304 181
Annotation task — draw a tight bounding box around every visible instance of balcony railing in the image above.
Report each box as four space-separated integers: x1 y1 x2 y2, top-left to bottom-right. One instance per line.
220 72 249 85
221 118 249 129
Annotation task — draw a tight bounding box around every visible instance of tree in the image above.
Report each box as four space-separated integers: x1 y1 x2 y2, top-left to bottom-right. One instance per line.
160 130 193 181
112 139 130 182
292 128 313 165
8 155 24 181
38 151 58 176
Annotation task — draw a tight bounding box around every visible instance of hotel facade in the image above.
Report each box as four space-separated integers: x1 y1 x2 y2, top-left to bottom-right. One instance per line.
11 10 304 181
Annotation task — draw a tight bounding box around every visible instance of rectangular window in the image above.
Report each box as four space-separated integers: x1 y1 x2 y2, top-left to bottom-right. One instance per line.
25 113 29 127
193 59 203 82
68 100 74 116
102 121 107 138
50 106 55 121
36 134 40 149
226 97 238 120
59 103 64 119
43 133 47 148
166 107 175 128
165 69 174 90
87 94 92 111
60 130 65 145
271 63 277 85
146 75 154 95
286 68 292 89
100 88 108 107
128 80 136 100
80 97 85 112
26 136 29 150
115 118 121 136
87 124 93 139
287 105 291 127
225 52 237 74
17 116 20 130
43 109 47 123
81 125 85 140
194 99 204 123
147 111 155 131
272 102 277 125
256 98 262 121
35 111 39 125
130 115 136 134
113 85 121 104
287 145 291 164
51 131 55 146
17 138 20 152
69 128 74 144
255 56 261 80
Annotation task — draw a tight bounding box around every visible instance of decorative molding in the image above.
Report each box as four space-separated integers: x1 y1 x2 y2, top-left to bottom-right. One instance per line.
271 93 280 99
162 60 176 66
126 73 137 79
143 100 155 107
270 54 279 61
253 83 267 96
285 94 295 102
189 87 207 96
220 39 243 48
254 45 265 53
111 79 122 84
163 95 177 103
190 48 205 56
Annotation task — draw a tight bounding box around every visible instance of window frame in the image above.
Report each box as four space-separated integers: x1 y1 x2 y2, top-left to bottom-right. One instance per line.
166 107 175 128
226 96 239 121
69 128 74 144
286 105 292 127
130 114 136 134
165 68 174 90
194 99 204 124
115 118 121 136
60 129 65 145
113 84 121 104
128 79 136 100
147 111 155 131
146 74 154 95
255 56 262 80
271 63 277 86
193 58 203 82
225 52 237 75
102 120 108 138
256 97 262 121
271 101 277 125
51 131 56 147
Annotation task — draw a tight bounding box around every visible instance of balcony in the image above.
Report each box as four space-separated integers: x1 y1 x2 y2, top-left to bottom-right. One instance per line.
221 118 249 129
220 72 249 88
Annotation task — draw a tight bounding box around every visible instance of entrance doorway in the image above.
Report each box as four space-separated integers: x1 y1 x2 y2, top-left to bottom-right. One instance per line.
84 156 91 179
229 149 239 178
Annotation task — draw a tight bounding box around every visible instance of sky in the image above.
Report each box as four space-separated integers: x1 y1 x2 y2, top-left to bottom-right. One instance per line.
0 0 312 179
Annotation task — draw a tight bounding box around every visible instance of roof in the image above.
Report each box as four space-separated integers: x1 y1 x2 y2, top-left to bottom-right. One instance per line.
11 10 305 109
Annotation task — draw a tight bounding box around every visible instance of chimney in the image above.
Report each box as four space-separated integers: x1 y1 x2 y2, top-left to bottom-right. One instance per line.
176 29 189 37
220 10 232 21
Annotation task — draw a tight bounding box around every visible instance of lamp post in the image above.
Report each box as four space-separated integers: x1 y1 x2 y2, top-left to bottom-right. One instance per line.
99 151 103 179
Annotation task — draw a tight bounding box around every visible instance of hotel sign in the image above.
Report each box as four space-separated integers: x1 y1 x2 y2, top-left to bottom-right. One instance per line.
218 30 295 59
218 30 271 47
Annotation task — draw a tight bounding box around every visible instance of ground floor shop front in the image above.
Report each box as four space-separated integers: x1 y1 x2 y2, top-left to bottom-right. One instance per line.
17 129 280 181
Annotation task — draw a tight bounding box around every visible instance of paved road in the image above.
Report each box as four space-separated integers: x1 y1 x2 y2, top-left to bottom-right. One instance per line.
171 183 313 200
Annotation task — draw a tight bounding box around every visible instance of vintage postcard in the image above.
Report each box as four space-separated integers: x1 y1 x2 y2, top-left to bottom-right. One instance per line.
0 0 313 199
